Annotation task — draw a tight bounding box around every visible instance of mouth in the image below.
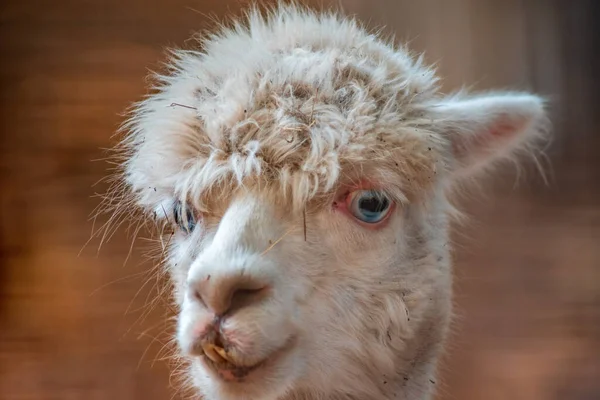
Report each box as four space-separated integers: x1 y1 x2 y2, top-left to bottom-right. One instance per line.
198 336 296 382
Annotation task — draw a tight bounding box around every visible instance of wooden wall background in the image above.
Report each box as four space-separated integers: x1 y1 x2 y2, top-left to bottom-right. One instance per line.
1 1 598 399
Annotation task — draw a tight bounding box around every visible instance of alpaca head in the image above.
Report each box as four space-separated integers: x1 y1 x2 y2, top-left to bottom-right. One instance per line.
109 5 548 400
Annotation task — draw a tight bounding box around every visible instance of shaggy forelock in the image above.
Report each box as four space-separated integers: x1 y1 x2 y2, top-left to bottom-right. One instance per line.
117 3 453 216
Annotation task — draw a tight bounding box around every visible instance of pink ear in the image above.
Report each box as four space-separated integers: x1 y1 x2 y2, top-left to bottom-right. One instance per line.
434 93 548 177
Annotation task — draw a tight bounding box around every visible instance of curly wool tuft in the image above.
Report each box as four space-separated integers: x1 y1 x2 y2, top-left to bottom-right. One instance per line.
116 3 453 217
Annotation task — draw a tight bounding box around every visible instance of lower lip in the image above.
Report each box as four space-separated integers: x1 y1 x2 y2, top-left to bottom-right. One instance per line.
214 362 262 381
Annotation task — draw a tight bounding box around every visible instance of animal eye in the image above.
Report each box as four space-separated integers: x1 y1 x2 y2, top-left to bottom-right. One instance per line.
173 200 196 234
347 190 392 224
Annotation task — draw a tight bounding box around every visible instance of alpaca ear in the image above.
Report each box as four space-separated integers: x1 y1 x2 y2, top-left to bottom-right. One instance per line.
433 92 548 178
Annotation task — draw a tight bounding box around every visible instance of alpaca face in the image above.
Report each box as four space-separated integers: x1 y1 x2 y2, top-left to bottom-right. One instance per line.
171 178 452 400
111 5 548 400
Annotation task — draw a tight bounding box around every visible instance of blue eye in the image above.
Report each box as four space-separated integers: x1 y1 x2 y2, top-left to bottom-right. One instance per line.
347 190 392 223
174 200 196 234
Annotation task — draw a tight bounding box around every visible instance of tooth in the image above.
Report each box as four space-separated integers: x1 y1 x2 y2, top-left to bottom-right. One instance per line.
202 343 228 364
214 346 232 363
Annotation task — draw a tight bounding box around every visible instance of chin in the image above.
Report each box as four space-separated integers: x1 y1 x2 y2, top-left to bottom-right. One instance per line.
190 339 303 400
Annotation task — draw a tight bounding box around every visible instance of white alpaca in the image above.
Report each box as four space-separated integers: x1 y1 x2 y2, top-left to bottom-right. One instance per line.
107 4 548 400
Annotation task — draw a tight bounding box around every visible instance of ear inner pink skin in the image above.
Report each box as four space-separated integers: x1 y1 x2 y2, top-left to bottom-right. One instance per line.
453 115 528 161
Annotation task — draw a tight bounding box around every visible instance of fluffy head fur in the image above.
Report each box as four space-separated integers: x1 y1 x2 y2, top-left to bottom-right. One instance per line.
104 3 549 400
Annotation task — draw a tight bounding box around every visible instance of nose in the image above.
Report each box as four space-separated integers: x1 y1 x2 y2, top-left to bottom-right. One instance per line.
189 273 270 316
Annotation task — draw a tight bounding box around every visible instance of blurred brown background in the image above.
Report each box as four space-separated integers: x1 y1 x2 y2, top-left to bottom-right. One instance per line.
1 1 598 399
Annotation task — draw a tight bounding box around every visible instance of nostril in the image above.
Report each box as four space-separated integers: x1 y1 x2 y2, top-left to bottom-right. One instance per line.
189 275 270 315
192 288 206 307
229 285 269 311
235 287 265 299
